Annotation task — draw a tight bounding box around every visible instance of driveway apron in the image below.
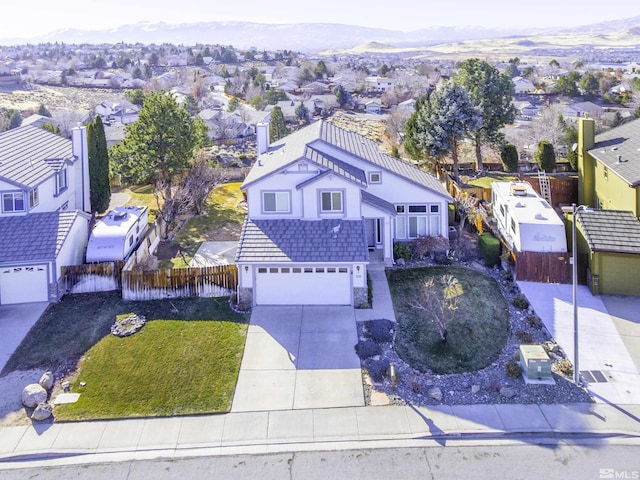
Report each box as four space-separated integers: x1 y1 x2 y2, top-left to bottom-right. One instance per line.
231 306 364 412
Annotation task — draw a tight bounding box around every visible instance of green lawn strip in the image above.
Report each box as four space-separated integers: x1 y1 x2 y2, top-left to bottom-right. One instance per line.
387 266 510 374
55 319 246 420
463 174 517 189
2 292 246 375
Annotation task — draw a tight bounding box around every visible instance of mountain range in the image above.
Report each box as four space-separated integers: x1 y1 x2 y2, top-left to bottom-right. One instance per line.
1 16 639 51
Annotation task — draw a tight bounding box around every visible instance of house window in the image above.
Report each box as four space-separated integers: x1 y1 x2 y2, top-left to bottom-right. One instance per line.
511 219 517 234
2 192 25 213
408 216 427 237
56 168 68 195
369 172 381 184
320 191 343 212
396 216 406 239
395 203 442 239
29 188 39 209
262 191 290 213
603 166 608 180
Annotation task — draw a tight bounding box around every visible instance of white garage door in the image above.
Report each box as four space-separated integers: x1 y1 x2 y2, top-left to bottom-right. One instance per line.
0 265 49 305
255 266 351 305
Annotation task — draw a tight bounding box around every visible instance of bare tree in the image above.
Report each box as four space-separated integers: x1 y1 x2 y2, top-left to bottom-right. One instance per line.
408 275 461 345
527 103 566 149
182 151 231 215
455 192 479 235
385 107 411 144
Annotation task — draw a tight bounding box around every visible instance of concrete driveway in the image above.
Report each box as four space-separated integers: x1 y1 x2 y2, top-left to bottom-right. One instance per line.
231 306 364 412
0 302 48 374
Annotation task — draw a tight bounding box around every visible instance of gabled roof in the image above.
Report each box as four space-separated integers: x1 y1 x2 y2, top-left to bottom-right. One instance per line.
0 125 73 188
242 120 451 199
361 190 396 216
0 210 89 263
587 118 640 187
235 218 369 263
577 209 640 255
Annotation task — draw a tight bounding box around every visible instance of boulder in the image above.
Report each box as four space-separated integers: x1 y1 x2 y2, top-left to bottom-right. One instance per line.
22 384 47 408
39 371 54 391
428 387 443 402
500 386 517 399
396 258 405 266
31 403 53 421
471 384 481 394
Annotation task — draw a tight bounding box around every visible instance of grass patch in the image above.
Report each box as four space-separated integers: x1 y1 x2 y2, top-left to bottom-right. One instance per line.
121 184 159 223
462 173 517 189
387 266 510 374
55 319 246 420
3 291 248 419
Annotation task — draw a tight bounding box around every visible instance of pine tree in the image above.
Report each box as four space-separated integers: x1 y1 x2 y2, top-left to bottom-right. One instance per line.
88 117 111 214
269 106 288 143
534 141 556 173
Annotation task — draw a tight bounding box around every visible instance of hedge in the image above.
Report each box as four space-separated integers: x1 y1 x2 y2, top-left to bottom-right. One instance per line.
479 233 501 267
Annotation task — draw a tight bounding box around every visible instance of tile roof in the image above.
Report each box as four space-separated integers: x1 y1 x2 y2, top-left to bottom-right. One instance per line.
0 211 89 263
361 190 397 216
0 125 73 188
577 209 640 255
587 118 640 187
235 218 369 263
242 120 451 199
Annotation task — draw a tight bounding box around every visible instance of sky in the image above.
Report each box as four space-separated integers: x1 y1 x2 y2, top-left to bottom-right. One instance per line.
2 0 639 40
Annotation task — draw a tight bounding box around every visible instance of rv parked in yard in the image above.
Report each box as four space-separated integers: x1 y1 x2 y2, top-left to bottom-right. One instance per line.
86 206 149 263
491 181 567 253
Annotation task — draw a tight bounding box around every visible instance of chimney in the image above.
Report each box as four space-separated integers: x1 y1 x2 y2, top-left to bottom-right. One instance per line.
71 124 91 213
256 122 269 156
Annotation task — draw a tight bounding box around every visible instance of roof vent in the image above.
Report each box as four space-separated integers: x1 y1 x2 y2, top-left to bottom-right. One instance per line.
113 212 127 221
510 184 528 196
535 213 547 220
616 154 627 163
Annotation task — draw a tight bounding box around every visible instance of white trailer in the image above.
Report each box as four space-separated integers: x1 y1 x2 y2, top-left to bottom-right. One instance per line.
86 206 149 263
491 181 567 253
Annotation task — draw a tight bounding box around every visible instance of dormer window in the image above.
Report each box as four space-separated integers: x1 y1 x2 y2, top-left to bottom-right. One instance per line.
369 172 381 184
320 190 343 212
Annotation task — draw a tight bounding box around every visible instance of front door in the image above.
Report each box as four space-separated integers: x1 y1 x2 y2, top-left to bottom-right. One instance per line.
365 218 377 249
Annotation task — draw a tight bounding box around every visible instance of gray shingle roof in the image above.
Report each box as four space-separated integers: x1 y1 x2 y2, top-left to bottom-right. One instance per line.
235 218 369 263
0 211 88 263
588 118 640 187
0 125 73 188
577 209 640 255
361 190 397 215
242 120 451 199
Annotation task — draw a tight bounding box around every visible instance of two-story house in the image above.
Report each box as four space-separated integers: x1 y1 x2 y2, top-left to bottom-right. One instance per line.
235 120 452 308
0 125 91 304
575 117 640 296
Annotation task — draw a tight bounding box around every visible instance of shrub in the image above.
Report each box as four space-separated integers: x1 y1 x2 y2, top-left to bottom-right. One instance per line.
355 340 381 360
412 235 449 259
526 314 543 329
505 358 522 379
366 358 390 383
555 358 573 377
364 319 394 343
513 295 530 310
515 330 533 343
500 143 519 173
534 141 556 172
478 233 501 267
448 203 456 225
393 242 412 261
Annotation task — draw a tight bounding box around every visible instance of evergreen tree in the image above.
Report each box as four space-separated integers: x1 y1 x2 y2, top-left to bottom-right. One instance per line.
454 58 516 170
295 101 310 124
88 117 111 214
534 141 556 172
404 83 482 181
37 103 52 117
269 106 288 143
500 143 519 173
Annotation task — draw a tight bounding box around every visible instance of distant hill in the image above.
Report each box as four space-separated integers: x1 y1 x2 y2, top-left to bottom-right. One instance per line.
0 16 639 51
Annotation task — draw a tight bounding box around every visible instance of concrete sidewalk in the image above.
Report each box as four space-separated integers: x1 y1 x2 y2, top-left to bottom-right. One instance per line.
1 402 639 468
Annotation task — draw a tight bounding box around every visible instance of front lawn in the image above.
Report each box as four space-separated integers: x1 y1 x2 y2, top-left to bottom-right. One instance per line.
3 291 248 420
387 266 510 374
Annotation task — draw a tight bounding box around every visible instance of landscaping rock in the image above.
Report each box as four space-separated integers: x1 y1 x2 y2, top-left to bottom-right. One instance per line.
500 387 517 399
31 403 53 421
428 387 443 402
111 313 146 337
395 258 405 266
39 371 54 391
22 383 47 408
471 384 481 394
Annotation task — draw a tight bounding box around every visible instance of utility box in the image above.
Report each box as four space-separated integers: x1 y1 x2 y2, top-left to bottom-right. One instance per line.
520 344 552 381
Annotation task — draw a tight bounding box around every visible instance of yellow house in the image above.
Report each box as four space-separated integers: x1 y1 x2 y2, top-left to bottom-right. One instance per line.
578 117 640 215
577 117 640 296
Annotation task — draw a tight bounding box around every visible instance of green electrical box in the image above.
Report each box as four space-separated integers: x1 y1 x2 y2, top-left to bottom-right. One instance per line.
519 344 552 380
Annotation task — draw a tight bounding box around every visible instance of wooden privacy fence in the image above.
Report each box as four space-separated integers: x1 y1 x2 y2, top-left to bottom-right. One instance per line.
61 261 125 294
122 265 238 301
515 251 572 284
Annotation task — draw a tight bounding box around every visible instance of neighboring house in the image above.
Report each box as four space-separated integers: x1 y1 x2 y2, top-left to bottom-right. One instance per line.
512 77 536 95
366 76 394 93
576 117 640 296
564 101 604 120
0 125 91 304
574 209 640 296
513 101 539 119
20 114 59 129
397 99 416 111
235 120 452 308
